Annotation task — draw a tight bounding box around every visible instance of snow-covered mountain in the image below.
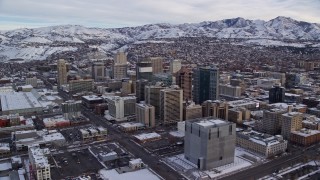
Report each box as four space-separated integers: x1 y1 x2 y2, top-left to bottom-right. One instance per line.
0 16 320 61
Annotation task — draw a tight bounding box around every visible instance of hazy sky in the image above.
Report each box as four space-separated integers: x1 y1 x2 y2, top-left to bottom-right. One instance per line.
0 0 319 30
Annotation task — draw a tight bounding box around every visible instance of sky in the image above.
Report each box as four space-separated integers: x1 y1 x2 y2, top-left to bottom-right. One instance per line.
0 0 319 30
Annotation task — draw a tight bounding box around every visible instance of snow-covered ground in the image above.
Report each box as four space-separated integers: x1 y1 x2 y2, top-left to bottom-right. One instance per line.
163 147 262 179
169 131 185 138
99 168 160 180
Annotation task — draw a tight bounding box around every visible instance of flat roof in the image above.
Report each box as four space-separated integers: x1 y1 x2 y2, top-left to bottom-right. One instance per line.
0 92 43 111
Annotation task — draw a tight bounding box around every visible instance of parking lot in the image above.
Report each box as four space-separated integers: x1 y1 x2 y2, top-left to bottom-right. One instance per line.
50 148 103 179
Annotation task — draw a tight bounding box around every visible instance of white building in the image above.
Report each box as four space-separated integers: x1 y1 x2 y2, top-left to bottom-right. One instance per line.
105 96 136 121
170 59 182 74
28 145 51 180
236 129 287 158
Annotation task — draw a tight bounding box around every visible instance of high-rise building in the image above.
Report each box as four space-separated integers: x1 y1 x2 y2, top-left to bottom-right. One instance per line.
136 103 155 128
69 79 93 94
145 83 166 118
147 57 163 74
176 67 192 101
62 100 82 119
112 52 127 80
262 108 287 135
202 100 229 120
269 84 285 103
26 77 38 88
136 60 153 81
160 86 183 125
193 66 219 105
170 59 182 74
106 96 136 121
219 84 242 100
184 117 236 170
183 101 202 120
57 59 67 87
281 112 303 139
114 51 127 64
136 79 148 103
92 63 105 82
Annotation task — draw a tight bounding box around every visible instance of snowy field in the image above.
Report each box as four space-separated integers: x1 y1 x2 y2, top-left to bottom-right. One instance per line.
163 147 267 179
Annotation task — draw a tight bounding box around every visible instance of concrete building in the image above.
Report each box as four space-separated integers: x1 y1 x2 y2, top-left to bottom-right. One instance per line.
61 100 82 119
106 96 136 121
160 87 183 125
26 77 38 88
219 84 242 100
147 57 163 74
193 66 219 104
69 79 93 94
112 64 127 80
202 100 229 120
184 117 236 170
136 60 153 81
228 107 251 124
92 63 105 82
291 128 320 146
268 72 286 86
114 51 127 64
121 80 134 96
81 95 104 109
28 145 51 180
236 129 287 158
135 79 148 103
0 92 43 115
262 108 287 135
170 59 182 74
281 112 303 140
183 102 202 121
57 59 67 87
80 126 107 141
176 67 192 101
112 52 128 80
145 83 166 118
269 84 285 103
136 103 155 128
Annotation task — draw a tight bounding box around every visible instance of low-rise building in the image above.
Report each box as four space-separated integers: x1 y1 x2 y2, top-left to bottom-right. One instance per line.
236 129 287 158
228 107 250 124
80 127 107 141
82 95 104 109
290 128 320 146
0 143 10 156
119 122 145 132
183 101 202 121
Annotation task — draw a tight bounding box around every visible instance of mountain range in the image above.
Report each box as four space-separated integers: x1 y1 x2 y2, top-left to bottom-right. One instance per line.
0 16 320 61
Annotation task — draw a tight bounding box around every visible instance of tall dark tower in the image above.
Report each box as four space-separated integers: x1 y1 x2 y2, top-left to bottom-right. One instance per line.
192 66 219 104
269 84 285 103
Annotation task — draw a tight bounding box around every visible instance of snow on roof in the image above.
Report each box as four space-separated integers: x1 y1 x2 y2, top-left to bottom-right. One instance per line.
119 122 145 128
29 147 50 168
0 162 12 171
129 158 142 165
99 168 160 180
0 143 10 151
0 92 43 111
291 129 320 137
238 130 285 147
196 119 227 127
134 132 161 141
42 132 65 142
82 95 103 101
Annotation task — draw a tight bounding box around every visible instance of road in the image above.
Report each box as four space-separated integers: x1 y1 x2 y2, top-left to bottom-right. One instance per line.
82 109 186 180
221 144 320 180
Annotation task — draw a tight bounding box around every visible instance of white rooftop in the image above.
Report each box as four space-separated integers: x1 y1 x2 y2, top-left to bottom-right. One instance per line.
99 168 160 180
0 92 43 111
196 119 227 127
134 132 161 141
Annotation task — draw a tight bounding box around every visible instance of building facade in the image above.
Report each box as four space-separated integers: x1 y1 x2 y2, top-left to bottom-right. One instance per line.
281 112 303 140
57 59 67 87
160 87 183 125
184 117 236 170
202 100 229 120
269 84 285 103
193 66 219 104
92 63 105 82
176 67 192 101
136 103 155 128
69 79 93 94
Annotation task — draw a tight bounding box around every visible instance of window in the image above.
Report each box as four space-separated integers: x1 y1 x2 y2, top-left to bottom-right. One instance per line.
220 156 223 160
